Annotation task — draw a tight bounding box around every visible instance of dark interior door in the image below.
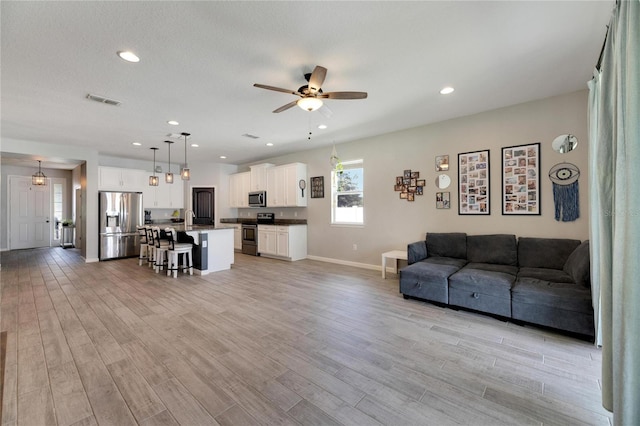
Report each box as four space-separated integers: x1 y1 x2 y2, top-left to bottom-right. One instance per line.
193 187 215 225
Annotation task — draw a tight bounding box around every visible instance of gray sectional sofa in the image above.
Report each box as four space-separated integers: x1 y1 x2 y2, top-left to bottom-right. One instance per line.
399 233 593 338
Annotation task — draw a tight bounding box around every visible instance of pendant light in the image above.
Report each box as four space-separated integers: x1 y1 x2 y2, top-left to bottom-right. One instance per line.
32 160 47 186
180 132 191 180
164 140 174 184
149 147 159 186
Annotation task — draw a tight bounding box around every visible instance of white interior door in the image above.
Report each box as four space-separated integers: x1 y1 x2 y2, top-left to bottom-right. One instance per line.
9 176 51 249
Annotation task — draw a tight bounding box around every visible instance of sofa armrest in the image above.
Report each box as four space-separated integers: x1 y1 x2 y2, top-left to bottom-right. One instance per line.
563 240 591 287
407 241 427 264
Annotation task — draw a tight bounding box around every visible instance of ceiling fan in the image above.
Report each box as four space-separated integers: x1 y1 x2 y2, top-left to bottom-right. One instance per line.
254 65 368 113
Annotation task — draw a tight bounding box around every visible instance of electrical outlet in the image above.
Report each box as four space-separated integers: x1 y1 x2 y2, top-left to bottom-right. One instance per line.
280 211 283 217
294 211 298 217
353 244 358 250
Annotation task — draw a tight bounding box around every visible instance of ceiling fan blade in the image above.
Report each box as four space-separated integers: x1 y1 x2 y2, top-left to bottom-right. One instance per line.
308 66 327 93
319 91 368 100
273 100 298 113
254 83 300 96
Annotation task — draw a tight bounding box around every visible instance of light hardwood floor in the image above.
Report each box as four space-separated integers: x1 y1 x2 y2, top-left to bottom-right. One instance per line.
1 247 611 425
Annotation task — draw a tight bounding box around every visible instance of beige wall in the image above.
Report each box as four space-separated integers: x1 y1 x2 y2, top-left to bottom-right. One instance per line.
238 90 589 268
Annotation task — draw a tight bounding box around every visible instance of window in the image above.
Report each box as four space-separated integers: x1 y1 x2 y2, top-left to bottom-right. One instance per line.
53 183 63 240
331 159 363 225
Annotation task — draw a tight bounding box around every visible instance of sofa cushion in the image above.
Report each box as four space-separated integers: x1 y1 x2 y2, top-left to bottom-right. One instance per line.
512 277 592 314
400 260 465 304
407 241 427 265
466 234 517 266
518 237 581 270
563 240 591 288
421 257 468 269
465 262 519 276
448 266 515 298
426 233 467 259
518 267 575 284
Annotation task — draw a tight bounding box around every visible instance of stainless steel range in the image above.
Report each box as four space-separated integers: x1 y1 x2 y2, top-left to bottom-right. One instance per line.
241 212 275 256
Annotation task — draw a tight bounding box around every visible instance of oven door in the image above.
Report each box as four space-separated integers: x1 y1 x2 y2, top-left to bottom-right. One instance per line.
241 224 258 255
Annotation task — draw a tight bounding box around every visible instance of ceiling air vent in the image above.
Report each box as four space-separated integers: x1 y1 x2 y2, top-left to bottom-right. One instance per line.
242 133 259 139
86 93 121 106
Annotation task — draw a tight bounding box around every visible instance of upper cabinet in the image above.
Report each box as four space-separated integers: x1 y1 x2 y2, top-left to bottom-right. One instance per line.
142 177 184 209
99 166 147 191
249 163 273 192
229 171 250 208
267 163 307 207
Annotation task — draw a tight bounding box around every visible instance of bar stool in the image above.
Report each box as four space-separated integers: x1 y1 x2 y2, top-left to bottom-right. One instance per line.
164 227 193 278
145 226 156 268
137 226 150 266
152 226 170 274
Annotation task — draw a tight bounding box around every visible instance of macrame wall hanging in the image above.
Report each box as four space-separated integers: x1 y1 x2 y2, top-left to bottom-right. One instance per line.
548 162 580 222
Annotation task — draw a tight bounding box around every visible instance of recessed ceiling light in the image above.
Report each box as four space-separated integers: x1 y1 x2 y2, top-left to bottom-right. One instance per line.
117 51 140 63
167 120 179 126
190 144 199 148
132 142 142 146
266 143 274 147
440 86 455 95
220 155 227 159
318 124 328 130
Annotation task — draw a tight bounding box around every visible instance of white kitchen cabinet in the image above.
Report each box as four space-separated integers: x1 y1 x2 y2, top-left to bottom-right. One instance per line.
258 224 307 261
99 166 147 191
231 224 242 251
250 163 273 192
143 178 184 209
258 225 277 255
229 172 250 208
266 163 307 207
276 227 289 258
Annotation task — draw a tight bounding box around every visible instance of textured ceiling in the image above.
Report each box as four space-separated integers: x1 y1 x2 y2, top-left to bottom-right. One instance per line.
1 1 612 167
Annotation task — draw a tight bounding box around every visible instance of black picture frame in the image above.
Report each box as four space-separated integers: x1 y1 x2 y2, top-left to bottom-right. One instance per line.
310 176 324 198
458 149 490 215
501 142 540 215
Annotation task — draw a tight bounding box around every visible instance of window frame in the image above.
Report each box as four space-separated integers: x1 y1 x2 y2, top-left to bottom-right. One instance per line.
331 159 364 226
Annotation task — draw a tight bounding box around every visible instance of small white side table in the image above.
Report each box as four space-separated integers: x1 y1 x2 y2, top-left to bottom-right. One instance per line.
381 250 407 279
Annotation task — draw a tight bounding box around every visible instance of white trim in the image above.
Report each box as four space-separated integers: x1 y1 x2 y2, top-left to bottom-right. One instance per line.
305 254 380 272
84 257 99 263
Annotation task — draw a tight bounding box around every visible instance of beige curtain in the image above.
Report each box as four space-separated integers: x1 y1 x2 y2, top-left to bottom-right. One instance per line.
588 1 640 423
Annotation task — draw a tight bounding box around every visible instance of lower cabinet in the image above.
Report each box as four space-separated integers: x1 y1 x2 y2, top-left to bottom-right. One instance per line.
231 224 242 251
258 224 307 261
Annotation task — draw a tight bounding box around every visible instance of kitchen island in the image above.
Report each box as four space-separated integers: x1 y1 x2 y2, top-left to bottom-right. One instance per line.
176 225 234 275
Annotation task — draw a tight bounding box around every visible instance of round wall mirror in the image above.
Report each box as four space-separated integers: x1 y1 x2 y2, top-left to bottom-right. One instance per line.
435 174 451 189
552 134 578 154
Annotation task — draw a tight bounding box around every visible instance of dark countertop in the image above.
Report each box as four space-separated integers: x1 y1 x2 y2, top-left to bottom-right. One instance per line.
220 218 307 225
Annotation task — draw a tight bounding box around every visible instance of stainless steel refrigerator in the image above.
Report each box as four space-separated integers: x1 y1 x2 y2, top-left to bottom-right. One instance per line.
99 191 143 260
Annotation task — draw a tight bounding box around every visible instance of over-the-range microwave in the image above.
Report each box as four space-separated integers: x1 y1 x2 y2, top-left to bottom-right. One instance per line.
248 191 267 207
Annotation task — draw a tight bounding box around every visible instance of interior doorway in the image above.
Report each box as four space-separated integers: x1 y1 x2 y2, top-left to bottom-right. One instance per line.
192 187 215 225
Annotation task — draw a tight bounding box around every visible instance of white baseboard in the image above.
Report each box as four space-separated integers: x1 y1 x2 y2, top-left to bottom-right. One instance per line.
85 257 99 263
305 255 381 272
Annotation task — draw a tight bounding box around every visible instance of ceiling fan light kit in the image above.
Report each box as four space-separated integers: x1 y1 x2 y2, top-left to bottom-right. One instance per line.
297 97 323 111
254 65 367 114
